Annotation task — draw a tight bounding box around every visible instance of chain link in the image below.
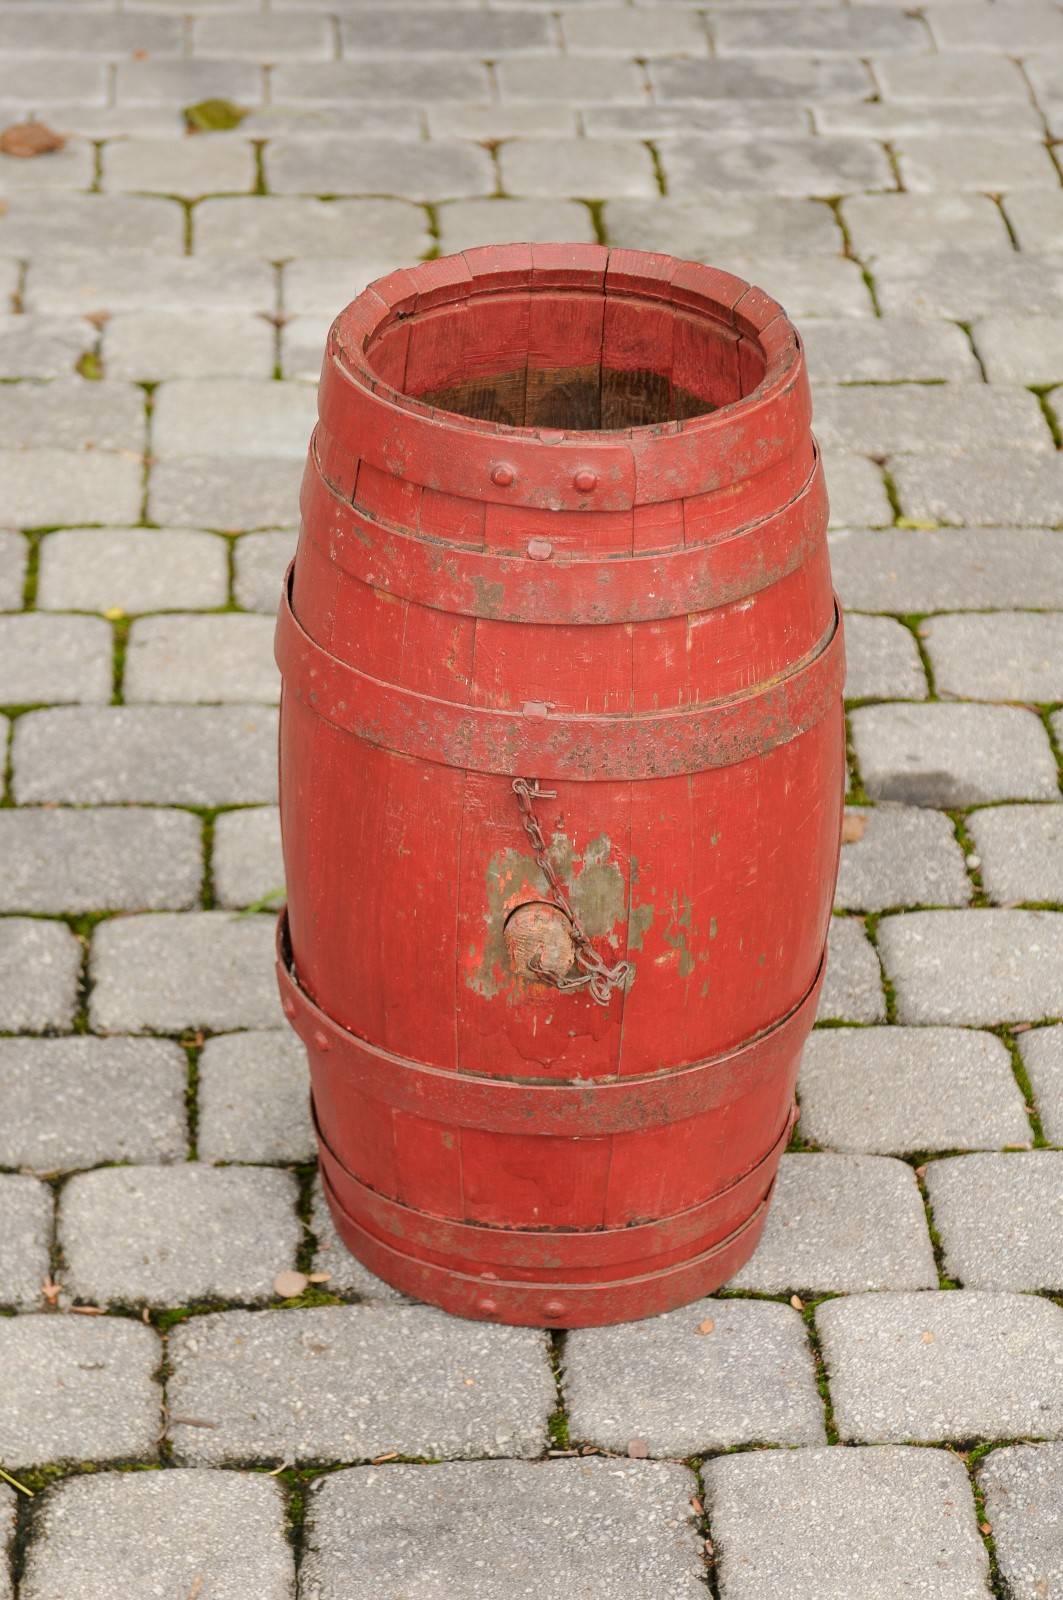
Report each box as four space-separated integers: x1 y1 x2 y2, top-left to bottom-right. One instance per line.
511 778 633 1007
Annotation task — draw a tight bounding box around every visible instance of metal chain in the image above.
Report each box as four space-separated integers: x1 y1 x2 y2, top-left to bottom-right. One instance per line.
512 778 633 1007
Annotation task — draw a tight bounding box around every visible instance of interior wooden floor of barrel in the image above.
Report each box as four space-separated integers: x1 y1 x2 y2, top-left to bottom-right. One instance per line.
366 292 763 432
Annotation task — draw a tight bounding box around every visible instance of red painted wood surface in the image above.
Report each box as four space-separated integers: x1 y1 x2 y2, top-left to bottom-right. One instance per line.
276 244 845 1327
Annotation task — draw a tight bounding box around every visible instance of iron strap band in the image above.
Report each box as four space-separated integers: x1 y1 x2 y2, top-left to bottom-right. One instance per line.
276 911 824 1138
302 443 829 627
317 337 811 511
319 1165 772 1315
275 571 845 782
316 1102 794 1270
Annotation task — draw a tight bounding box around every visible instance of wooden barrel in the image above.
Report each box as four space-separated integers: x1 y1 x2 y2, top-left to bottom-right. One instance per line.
275 244 844 1327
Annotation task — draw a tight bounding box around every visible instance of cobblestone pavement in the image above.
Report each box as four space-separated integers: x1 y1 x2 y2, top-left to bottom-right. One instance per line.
1 0 1063 1596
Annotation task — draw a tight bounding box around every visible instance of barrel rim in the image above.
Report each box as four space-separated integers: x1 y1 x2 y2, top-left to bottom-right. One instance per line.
328 244 802 446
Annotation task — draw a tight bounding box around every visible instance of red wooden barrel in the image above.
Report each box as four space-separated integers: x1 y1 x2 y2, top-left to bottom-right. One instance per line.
275 243 844 1327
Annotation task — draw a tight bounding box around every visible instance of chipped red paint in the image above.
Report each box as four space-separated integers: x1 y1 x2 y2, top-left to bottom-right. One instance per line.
276 244 845 1327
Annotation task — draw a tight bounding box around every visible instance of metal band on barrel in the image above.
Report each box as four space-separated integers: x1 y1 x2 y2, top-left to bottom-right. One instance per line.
275 572 844 782
300 443 829 626
276 910 824 1138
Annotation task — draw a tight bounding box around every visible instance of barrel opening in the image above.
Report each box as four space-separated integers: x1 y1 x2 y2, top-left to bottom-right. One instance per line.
356 260 774 434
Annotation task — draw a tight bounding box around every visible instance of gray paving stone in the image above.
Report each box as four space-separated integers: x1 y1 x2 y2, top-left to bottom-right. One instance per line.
26 252 276 317
0 58 106 107
815 384 1050 457
436 198 596 253
878 910 1063 1025
0 1485 10 1600
876 254 1063 321
428 103 581 141
149 457 303 531
804 318 978 383
103 310 275 381
979 1443 1063 1600
662 136 893 197
115 58 264 106
896 451 1063 524
561 4 706 52
89 911 280 1032
715 5 927 53
0 194 184 259
60 1165 300 1307
0 1176 51 1310
14 706 276 806
564 1298 824 1454
652 55 872 102
813 101 1045 139
1020 1026 1063 1143
232 530 297 612
339 7 555 54
799 1026 1030 1154
830 528 1063 612
38 527 230 614
125 615 278 704
309 1176 408 1302
500 139 658 198
924 612 1063 702
843 195 1011 264
0 807 201 913
213 806 284 909
0 139 94 196
0 614 112 705
266 138 496 201
168 1305 555 1463
496 56 646 102
727 1153 936 1293
0 10 181 56
1 1312 160 1472
896 134 1060 193
280 314 333 381
0 918 81 1032
588 101 812 141
0 451 142 527
844 614 926 701
102 138 255 199
0 1316 162 1466
241 105 422 142
0 314 93 379
925 1152 1063 1290
972 315 1063 385
835 805 971 912
704 253 871 317
153 379 315 461
283 258 401 317
273 59 491 104
0 533 25 611
875 51 1031 102
0 1036 187 1171
195 195 430 260
929 1 1063 50
20 1470 295 1600
603 195 839 258
301 1459 705 1600
822 453 893 528
16 106 186 140
851 704 1059 806
0 380 143 454
195 8 334 57
818 1290 1063 1443
1005 191 1063 253
818 915 886 1022
197 1031 312 1164
704 1446 990 1600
